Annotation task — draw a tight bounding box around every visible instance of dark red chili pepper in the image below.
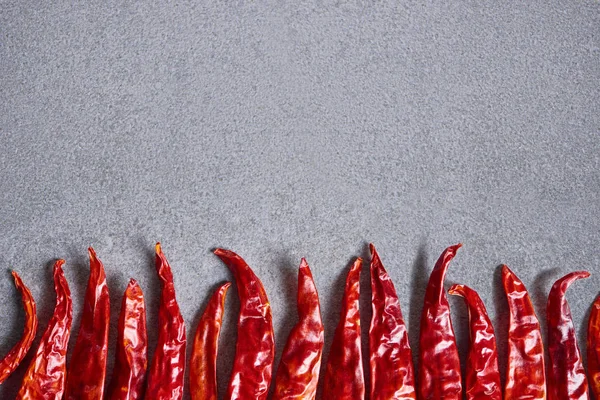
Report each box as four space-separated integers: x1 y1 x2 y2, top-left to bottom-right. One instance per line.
189 282 231 400
418 244 462 400
65 247 110 400
546 271 590 400
502 264 546 400
448 284 501 400
145 243 186 400
214 248 275 400
107 279 148 400
16 259 73 400
369 244 416 400
273 258 324 400
323 258 364 400
0 271 38 383
588 295 600 399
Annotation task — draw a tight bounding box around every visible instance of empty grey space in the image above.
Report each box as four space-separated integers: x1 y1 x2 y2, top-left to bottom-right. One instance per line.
1 1 599 398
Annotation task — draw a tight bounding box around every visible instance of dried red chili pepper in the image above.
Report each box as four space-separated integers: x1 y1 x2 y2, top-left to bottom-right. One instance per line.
448 284 501 400
189 282 231 400
369 244 416 400
546 271 590 400
107 279 148 400
323 258 365 400
502 264 546 400
418 244 462 400
588 295 600 399
16 259 73 400
0 271 38 383
65 247 110 400
214 248 275 400
272 258 324 400
145 243 186 400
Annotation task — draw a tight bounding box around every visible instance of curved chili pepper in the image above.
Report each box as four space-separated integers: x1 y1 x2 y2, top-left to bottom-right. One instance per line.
448 284 501 400
502 264 546 400
588 295 600 399
214 248 275 400
107 279 148 400
16 259 73 400
323 258 364 400
369 244 416 400
273 258 324 400
145 243 186 400
418 244 462 400
189 282 231 400
0 271 38 383
546 271 590 400
65 247 110 400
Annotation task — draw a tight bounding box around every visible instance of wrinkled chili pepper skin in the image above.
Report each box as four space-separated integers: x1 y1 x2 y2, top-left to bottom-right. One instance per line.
0 271 38 384
448 284 501 400
502 265 546 400
588 295 600 399
65 247 110 400
107 279 148 400
214 248 275 400
418 244 462 400
16 259 73 400
369 245 416 400
189 282 230 400
323 258 365 400
546 271 590 400
273 259 324 400
145 243 186 400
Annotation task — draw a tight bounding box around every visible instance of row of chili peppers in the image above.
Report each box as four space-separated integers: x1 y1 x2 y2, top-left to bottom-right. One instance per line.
1 242 599 399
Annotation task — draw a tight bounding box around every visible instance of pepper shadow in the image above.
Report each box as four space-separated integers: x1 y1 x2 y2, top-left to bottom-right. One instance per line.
579 291 598 369
532 268 560 351
492 264 508 388
266 252 299 399
358 242 372 398
104 274 123 393
64 247 91 368
315 256 357 400
210 248 239 400
141 244 161 384
408 242 428 377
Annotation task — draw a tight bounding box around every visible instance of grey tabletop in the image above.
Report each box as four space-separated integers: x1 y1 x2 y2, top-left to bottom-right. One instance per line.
1 2 599 399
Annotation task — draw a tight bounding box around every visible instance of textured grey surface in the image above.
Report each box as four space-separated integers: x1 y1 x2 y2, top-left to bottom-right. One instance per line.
1 1 599 398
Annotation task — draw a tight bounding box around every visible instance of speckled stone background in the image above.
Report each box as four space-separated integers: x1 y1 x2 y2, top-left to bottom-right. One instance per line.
1 1 599 398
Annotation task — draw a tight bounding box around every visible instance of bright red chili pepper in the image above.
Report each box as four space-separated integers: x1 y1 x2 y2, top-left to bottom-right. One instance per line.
369 244 416 400
588 295 600 399
272 258 324 400
546 271 590 400
214 248 275 400
418 244 462 400
107 278 148 400
502 264 546 400
16 259 73 400
323 258 364 400
0 271 38 383
448 284 501 400
64 247 110 400
189 282 231 400
145 243 186 400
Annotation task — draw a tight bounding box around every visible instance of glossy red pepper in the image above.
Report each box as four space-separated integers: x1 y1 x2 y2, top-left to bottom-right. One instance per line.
272 258 324 400
214 248 275 400
448 284 501 400
588 295 600 399
546 271 590 400
107 279 148 400
418 244 462 400
0 271 38 383
65 247 110 400
502 265 546 400
189 282 231 400
16 259 73 400
323 258 365 400
369 244 416 400
145 243 186 400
